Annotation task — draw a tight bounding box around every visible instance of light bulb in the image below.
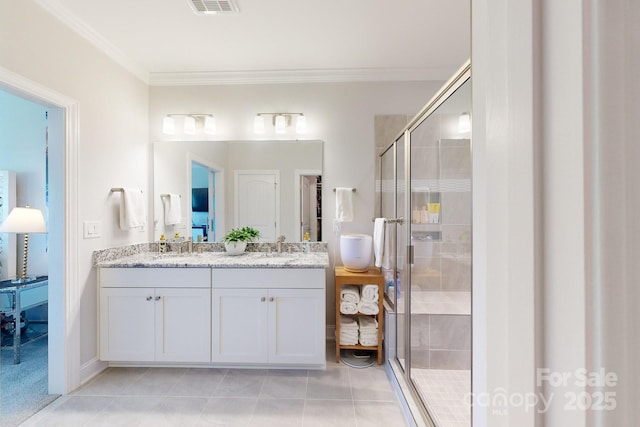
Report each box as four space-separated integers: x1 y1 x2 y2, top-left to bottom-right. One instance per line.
162 116 175 135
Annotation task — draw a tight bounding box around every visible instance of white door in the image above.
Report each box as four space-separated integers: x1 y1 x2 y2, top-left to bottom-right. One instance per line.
211 288 268 363
156 288 211 363
99 287 155 361
268 288 325 365
235 171 279 241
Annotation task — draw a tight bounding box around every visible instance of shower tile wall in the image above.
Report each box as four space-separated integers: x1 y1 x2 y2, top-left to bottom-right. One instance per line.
410 314 471 369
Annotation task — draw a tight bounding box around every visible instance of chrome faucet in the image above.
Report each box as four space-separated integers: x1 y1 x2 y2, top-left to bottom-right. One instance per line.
276 235 286 253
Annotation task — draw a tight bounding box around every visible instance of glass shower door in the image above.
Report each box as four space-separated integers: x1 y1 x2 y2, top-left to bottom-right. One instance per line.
408 78 472 426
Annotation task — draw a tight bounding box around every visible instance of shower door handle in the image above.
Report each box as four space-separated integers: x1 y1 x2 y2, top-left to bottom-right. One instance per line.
408 245 414 265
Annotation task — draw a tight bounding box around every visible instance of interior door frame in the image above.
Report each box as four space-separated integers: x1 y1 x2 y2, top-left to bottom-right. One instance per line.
294 169 321 242
187 152 225 242
0 66 80 394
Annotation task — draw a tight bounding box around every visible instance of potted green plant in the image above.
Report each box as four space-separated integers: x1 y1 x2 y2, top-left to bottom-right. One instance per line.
221 226 261 255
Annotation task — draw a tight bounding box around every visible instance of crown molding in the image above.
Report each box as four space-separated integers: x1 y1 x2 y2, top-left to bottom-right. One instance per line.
35 0 149 84
148 67 452 86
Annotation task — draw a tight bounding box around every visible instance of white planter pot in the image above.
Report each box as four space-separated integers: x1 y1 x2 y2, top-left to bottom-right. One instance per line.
224 241 247 256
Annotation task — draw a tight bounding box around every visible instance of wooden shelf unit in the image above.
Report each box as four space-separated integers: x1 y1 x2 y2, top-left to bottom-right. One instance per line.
334 266 384 365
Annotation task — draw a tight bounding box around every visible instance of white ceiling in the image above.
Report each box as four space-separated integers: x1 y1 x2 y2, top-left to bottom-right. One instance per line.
36 0 470 85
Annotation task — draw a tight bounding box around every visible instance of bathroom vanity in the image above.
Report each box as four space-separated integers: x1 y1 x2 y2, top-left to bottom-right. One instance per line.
96 249 328 369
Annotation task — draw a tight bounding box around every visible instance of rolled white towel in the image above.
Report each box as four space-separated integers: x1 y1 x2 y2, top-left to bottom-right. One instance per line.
340 301 358 315
361 284 379 302
357 301 379 315
340 285 361 303
359 335 378 347
340 315 358 330
340 331 359 345
358 315 378 331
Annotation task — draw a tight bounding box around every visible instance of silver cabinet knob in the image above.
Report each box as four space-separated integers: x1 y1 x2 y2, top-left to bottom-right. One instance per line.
155 296 161 301
269 297 274 302
261 297 266 302
146 296 152 301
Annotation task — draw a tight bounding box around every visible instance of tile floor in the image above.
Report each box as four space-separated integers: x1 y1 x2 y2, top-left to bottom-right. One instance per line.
412 369 470 427
21 345 409 427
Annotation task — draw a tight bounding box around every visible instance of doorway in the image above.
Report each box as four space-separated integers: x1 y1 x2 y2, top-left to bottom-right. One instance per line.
1 67 81 402
0 83 69 425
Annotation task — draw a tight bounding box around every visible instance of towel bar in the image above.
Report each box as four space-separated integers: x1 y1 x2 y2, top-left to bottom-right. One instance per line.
333 188 356 192
111 188 143 194
372 217 404 225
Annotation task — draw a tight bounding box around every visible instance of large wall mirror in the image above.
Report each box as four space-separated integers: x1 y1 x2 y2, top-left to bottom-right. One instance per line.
153 140 323 243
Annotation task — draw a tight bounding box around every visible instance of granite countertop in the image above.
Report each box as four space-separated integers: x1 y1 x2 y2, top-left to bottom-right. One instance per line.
95 250 329 269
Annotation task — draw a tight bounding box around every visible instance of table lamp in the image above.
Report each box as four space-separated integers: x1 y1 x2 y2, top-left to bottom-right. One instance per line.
0 206 47 283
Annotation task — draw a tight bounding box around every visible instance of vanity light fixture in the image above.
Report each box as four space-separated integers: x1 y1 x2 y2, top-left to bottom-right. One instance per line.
162 114 217 135
458 112 471 134
254 113 306 135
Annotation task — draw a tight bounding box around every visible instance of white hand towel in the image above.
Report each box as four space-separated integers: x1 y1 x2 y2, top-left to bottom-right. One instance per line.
162 194 182 226
340 315 359 330
358 315 379 331
357 301 379 315
373 218 390 269
335 188 354 222
120 188 146 230
359 335 378 347
361 284 379 302
340 301 358 315
340 332 359 346
340 285 361 303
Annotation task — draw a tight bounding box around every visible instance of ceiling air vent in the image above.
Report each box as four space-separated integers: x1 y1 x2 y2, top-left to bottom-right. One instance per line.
188 0 240 15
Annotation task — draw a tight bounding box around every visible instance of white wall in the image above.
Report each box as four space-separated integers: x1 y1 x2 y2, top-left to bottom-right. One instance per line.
149 81 443 322
0 91 49 277
1 1 149 389
472 0 639 425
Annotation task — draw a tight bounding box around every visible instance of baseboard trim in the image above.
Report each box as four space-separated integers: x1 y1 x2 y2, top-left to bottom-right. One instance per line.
79 357 108 388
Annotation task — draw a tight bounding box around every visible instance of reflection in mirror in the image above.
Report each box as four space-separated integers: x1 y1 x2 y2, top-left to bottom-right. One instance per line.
153 140 323 242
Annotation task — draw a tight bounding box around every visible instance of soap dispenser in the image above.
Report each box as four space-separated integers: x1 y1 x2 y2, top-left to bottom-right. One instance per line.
303 232 311 253
159 234 166 253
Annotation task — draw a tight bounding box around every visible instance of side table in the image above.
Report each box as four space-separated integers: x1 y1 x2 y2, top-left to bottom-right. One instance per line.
0 276 48 364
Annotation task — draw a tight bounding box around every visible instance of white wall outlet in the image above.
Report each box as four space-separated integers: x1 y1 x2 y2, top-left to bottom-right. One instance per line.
83 221 102 239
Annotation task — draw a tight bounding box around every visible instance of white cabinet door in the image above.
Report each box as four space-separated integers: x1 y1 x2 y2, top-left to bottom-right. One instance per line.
156 288 211 363
211 288 268 363
268 288 325 365
100 287 155 361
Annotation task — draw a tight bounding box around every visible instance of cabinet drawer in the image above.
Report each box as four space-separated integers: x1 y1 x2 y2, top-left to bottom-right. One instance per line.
212 268 325 289
100 268 211 288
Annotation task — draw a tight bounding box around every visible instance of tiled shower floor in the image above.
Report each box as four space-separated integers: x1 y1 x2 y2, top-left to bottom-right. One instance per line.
411 368 471 427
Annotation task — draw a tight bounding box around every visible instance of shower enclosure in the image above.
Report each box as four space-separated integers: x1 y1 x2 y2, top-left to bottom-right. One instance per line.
378 63 471 427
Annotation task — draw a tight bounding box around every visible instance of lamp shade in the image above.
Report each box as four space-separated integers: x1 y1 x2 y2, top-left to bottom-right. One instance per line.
0 206 47 234
274 115 287 134
183 115 197 135
162 116 176 135
204 116 217 135
458 112 471 134
254 115 265 134
296 115 307 134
